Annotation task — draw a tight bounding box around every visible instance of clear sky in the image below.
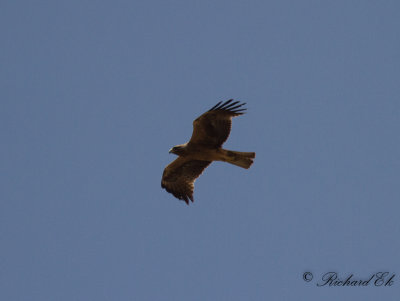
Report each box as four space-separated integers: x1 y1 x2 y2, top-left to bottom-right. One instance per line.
1 1 399 300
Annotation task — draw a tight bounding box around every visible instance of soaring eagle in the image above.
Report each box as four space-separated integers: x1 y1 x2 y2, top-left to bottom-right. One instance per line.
161 99 255 204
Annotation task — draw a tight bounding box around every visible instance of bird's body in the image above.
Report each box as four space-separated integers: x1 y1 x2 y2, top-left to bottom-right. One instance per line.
161 99 255 204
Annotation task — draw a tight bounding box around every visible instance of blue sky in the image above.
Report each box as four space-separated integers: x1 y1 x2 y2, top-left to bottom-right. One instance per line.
1 0 399 300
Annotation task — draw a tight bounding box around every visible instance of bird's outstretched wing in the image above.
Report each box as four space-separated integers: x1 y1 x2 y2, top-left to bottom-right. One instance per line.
161 157 212 204
189 99 246 148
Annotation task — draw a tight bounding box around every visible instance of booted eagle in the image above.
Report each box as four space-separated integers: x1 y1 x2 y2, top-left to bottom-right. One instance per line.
161 99 255 204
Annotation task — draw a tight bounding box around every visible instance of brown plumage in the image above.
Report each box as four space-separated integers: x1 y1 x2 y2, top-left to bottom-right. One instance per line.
161 99 255 204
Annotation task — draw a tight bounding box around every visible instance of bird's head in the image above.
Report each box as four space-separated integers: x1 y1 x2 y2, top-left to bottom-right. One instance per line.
169 144 187 156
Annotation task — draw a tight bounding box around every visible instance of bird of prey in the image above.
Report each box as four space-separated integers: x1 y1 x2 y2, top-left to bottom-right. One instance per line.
161 99 255 205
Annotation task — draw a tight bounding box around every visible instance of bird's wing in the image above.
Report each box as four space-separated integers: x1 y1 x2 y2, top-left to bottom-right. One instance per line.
161 157 212 204
189 99 246 148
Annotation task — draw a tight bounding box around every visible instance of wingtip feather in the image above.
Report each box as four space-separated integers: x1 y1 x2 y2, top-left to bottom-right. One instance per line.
209 99 247 114
209 101 223 111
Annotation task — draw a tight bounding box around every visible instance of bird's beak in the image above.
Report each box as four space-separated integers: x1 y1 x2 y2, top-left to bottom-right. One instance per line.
168 148 173 154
